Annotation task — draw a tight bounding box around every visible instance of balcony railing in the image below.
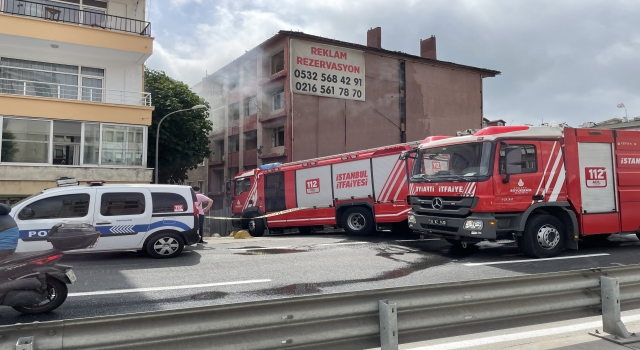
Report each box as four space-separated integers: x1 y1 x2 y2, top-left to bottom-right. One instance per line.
1 78 152 106
1 0 151 36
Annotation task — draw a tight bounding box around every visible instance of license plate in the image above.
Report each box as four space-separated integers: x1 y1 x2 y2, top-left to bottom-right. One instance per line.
428 219 447 226
65 269 77 284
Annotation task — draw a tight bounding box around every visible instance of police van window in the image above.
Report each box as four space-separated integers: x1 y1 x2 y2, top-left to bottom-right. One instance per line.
100 193 145 216
19 194 90 220
499 144 537 174
151 193 188 213
234 178 251 196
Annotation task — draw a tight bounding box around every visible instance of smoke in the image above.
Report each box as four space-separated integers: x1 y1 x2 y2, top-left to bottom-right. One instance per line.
147 0 640 127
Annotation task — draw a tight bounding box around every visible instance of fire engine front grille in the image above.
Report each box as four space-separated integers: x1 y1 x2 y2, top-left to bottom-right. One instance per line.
411 196 477 217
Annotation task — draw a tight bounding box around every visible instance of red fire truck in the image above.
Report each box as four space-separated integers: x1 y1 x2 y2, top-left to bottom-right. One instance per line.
404 126 640 258
230 143 418 237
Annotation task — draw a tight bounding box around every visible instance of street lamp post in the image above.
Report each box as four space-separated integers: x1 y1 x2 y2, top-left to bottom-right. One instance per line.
155 105 208 184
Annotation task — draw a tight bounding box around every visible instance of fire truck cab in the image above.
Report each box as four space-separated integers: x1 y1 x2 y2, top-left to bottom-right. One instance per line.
230 143 418 237
405 126 640 258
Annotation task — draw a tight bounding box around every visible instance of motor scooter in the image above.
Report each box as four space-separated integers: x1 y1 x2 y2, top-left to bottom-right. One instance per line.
0 222 100 314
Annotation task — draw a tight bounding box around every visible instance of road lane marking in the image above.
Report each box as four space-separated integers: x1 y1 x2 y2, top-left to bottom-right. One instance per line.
395 239 441 242
228 246 292 251
463 253 610 266
407 313 640 350
69 279 272 297
316 242 369 246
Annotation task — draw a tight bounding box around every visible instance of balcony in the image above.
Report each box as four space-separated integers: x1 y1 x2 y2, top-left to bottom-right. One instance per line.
1 78 151 106
1 0 151 36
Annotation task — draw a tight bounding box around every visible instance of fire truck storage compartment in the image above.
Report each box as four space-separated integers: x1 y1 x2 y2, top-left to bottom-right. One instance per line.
372 155 406 203
295 165 333 208
264 172 286 212
577 142 620 235
332 159 373 200
615 130 640 232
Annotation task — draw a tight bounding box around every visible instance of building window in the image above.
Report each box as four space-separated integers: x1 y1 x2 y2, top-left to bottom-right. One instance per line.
244 130 257 150
100 192 146 216
243 95 257 116
101 125 144 166
198 181 204 191
0 57 104 102
211 169 224 193
211 139 224 162
242 59 257 83
52 120 81 165
228 72 239 91
228 135 239 153
229 102 240 121
83 123 100 164
18 194 90 221
229 167 239 179
0 116 146 167
272 88 284 111
1 117 51 163
272 126 285 147
271 51 285 75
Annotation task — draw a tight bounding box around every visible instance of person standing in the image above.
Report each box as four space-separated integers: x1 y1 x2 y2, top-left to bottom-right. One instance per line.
193 186 213 244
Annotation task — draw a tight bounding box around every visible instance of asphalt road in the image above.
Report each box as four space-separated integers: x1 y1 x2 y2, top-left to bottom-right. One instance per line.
1 231 640 325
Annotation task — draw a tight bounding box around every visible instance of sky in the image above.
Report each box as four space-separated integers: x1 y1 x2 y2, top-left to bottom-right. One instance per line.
146 0 640 127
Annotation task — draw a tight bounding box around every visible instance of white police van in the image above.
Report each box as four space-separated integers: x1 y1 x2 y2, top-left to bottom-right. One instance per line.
10 180 200 258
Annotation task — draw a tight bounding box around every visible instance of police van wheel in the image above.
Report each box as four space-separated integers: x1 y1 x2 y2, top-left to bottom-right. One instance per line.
521 214 565 258
146 232 184 259
247 217 265 237
341 207 374 236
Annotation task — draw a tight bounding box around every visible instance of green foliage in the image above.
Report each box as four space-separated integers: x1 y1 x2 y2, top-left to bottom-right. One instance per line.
145 68 211 183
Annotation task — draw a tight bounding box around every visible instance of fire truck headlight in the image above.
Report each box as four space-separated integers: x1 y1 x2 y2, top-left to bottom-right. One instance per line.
408 214 417 224
464 220 483 230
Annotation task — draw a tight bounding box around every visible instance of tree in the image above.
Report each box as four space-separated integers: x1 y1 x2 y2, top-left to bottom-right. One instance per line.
145 68 212 183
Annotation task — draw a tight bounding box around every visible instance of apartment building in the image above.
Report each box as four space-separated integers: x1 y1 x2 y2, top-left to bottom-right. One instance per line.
0 0 154 203
194 28 499 207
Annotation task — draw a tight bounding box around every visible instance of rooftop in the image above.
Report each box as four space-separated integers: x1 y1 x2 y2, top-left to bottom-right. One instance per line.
208 30 500 79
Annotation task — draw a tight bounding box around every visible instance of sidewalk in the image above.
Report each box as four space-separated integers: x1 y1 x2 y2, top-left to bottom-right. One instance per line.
373 309 640 350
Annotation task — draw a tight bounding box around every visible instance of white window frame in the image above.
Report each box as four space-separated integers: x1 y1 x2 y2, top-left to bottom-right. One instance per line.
100 123 147 168
272 88 284 111
0 116 146 168
0 56 106 103
272 126 285 148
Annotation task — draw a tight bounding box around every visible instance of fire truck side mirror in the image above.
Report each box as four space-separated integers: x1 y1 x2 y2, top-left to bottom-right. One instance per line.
504 146 523 179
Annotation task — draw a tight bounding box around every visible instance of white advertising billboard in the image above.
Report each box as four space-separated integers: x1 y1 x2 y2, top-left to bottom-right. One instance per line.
290 39 365 101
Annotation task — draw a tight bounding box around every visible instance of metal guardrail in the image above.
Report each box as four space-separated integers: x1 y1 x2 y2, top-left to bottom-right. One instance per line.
1 0 151 36
2 265 640 350
0 78 152 107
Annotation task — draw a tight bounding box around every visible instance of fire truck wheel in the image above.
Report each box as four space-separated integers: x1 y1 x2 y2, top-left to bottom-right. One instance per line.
521 214 565 258
341 207 374 236
247 217 265 237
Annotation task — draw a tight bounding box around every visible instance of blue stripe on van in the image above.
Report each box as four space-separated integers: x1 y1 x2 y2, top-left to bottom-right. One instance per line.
19 221 192 240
